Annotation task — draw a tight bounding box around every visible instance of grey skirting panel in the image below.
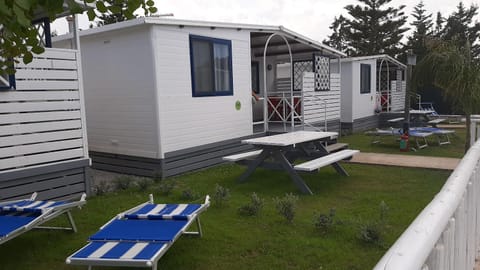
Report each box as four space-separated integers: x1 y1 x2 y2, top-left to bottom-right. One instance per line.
163 134 262 178
90 152 162 177
342 115 380 134
379 112 405 128
0 159 90 201
90 134 264 179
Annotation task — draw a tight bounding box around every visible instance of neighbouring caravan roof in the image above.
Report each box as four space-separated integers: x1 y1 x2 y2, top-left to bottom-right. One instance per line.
57 17 346 57
341 54 406 69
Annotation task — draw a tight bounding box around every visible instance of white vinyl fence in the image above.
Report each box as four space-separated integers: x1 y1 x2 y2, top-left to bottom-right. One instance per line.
0 48 89 172
374 138 480 270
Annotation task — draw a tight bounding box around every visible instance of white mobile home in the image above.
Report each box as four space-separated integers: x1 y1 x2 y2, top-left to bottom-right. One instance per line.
0 4 90 200
340 55 406 133
54 17 345 177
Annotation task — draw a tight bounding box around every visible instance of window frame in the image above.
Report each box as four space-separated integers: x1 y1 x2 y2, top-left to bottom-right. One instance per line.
189 34 233 97
360 63 371 94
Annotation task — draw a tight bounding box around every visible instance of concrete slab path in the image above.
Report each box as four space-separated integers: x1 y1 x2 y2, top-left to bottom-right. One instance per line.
348 152 460 171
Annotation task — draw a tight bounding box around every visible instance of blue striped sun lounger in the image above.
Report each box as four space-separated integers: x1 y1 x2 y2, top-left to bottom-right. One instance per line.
411 127 455 145
66 194 210 270
0 192 87 245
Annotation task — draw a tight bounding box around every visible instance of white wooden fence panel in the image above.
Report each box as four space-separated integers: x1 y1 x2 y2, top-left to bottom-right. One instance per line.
15 69 78 80
0 47 88 172
390 80 406 111
374 139 480 270
32 48 77 60
0 120 81 136
0 149 85 170
0 130 83 148
0 100 80 113
15 58 77 69
0 90 79 102
15 80 79 90
302 72 341 124
0 111 81 125
0 139 84 158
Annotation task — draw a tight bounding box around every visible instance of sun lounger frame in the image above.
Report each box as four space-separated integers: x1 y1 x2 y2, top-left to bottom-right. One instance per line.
66 195 210 270
0 192 86 245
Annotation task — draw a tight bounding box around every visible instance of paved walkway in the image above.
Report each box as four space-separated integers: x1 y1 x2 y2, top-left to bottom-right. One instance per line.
348 152 460 170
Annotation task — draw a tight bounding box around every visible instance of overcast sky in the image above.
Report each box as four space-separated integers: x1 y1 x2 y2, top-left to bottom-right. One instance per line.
53 0 479 42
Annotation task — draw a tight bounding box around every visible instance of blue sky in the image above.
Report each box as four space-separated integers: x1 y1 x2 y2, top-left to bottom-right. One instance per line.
53 0 478 42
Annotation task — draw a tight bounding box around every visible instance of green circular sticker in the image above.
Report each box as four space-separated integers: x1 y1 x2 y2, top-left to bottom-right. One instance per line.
235 100 241 110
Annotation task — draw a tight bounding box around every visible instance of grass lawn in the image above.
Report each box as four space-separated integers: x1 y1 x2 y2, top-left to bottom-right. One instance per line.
339 127 466 158
0 162 450 270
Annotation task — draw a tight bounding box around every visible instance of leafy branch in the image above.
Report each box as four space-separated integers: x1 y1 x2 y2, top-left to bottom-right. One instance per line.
0 0 157 73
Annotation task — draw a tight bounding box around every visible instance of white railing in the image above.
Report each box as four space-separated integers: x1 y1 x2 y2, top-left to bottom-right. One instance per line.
266 91 303 132
470 116 480 146
373 139 480 270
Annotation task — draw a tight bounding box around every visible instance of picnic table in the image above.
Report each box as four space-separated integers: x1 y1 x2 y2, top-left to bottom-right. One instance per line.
223 131 358 195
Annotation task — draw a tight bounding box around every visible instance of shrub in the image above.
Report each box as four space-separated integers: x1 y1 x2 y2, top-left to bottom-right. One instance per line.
152 173 162 183
157 179 175 196
137 178 153 191
313 208 337 234
212 184 230 206
114 176 132 190
238 192 264 216
181 188 200 201
93 180 110 196
273 193 299 223
357 201 390 245
358 222 383 244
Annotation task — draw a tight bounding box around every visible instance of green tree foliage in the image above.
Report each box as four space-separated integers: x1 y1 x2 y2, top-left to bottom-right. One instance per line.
323 15 349 53
0 0 157 73
439 2 480 58
324 0 409 57
405 1 433 62
96 0 135 26
433 12 445 36
414 40 480 151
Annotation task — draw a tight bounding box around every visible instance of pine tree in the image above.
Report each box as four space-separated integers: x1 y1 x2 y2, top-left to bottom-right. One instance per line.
433 12 445 36
323 15 349 53
439 2 480 58
324 0 409 57
406 1 433 61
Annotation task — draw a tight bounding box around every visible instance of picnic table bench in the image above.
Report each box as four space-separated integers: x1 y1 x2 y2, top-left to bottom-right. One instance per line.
223 131 359 194
294 149 359 172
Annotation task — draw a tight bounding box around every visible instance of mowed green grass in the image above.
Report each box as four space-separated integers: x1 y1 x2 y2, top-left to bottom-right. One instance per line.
340 127 466 158
0 162 449 270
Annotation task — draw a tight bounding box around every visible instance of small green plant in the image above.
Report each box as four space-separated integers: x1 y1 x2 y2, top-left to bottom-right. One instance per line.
273 193 299 223
157 179 175 196
152 173 162 183
238 192 264 216
114 176 132 190
93 181 110 196
181 188 200 201
357 201 389 245
212 184 230 206
313 208 338 234
137 178 153 191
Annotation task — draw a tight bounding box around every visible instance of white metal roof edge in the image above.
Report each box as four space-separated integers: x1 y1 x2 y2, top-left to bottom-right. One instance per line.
53 17 346 57
341 54 406 68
